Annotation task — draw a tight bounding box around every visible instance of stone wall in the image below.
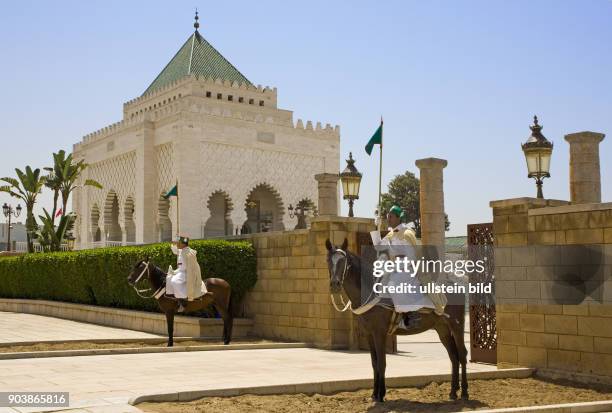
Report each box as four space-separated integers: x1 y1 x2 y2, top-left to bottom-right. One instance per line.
492 198 612 380
0 298 253 339
243 217 380 349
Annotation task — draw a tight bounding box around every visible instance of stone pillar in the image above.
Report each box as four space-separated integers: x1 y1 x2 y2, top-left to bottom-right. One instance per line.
174 119 204 239
134 120 158 244
314 173 339 216
564 131 606 204
415 158 447 247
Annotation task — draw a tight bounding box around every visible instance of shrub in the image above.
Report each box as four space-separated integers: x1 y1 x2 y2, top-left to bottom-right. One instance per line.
0 240 256 313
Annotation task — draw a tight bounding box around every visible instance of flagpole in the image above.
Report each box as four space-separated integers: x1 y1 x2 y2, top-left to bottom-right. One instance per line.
175 179 180 237
377 117 383 232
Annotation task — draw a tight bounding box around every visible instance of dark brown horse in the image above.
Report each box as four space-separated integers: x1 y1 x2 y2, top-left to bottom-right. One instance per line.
127 260 233 346
325 239 468 402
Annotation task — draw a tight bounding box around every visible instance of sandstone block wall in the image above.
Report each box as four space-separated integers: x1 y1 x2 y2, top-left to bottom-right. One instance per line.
492 198 612 379
243 217 380 349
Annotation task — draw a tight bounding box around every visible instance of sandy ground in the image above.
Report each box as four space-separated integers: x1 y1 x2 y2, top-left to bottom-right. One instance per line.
0 338 274 353
139 377 612 413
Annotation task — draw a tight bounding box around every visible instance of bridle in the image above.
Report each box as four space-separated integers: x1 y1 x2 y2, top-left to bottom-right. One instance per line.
329 248 380 315
329 249 353 312
131 261 163 299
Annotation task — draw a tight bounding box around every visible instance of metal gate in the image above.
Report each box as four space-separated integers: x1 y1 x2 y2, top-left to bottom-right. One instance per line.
467 223 497 364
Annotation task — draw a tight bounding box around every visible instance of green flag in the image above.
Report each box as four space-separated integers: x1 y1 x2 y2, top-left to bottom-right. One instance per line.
365 123 383 155
163 184 178 199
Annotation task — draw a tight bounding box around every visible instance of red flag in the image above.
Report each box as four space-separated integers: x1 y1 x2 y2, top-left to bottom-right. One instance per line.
55 208 63 218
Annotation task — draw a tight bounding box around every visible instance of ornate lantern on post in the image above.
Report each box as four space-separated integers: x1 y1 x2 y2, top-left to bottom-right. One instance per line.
2 203 22 252
521 115 553 199
339 152 362 217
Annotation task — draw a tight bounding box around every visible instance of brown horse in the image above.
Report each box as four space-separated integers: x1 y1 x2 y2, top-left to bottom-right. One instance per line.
325 239 468 402
127 260 233 346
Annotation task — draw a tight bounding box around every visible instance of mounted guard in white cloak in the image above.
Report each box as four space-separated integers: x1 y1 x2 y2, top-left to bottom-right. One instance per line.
376 205 447 329
166 236 207 312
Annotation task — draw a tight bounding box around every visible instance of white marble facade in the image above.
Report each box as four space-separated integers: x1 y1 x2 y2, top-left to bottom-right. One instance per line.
73 72 340 249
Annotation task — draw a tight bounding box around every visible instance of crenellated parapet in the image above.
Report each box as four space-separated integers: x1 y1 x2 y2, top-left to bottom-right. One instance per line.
73 111 155 152
292 118 340 140
74 75 339 152
123 74 278 120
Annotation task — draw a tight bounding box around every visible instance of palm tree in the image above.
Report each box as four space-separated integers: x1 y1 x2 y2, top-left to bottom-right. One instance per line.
0 166 46 252
42 150 101 251
56 151 102 215
43 152 64 227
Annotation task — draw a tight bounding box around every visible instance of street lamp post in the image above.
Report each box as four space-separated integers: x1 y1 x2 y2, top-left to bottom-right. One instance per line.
339 152 363 218
2 203 22 252
521 116 553 199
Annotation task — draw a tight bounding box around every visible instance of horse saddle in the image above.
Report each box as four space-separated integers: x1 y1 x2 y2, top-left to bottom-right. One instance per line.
159 289 213 302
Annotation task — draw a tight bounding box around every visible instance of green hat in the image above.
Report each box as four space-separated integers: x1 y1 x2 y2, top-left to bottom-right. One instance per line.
175 235 190 245
388 205 405 219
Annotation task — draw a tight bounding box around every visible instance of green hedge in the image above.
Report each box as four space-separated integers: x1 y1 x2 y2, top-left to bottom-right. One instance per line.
0 240 256 313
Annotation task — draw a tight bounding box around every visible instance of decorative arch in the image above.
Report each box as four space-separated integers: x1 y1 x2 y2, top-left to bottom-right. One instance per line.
103 190 122 242
242 183 284 234
124 196 136 243
204 190 234 237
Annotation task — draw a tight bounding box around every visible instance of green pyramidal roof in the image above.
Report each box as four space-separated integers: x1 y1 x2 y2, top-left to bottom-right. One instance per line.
143 30 252 96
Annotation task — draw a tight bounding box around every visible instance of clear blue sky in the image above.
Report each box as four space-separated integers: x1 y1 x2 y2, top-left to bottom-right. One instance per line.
1 0 610 236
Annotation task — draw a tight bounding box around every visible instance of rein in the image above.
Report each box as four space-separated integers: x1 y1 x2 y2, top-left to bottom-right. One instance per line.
330 249 380 315
132 261 164 299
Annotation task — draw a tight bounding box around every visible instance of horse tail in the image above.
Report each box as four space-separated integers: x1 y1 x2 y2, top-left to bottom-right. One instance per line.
223 291 234 345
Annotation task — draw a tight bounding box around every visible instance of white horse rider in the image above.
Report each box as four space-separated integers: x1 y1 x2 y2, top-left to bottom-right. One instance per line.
166 236 207 312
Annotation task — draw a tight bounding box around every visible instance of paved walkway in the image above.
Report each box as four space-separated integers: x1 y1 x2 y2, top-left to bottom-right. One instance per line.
0 346 494 412
0 313 481 412
0 312 161 344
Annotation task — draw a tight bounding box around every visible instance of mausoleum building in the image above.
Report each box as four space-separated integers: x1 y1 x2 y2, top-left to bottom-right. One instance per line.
72 16 340 249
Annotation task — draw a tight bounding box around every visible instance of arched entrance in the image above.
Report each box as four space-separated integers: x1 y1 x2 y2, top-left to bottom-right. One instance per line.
204 190 233 237
104 191 122 242
242 183 284 234
124 197 136 243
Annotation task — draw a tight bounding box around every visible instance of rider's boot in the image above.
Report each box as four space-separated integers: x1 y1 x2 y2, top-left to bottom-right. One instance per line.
177 299 187 313
399 311 421 330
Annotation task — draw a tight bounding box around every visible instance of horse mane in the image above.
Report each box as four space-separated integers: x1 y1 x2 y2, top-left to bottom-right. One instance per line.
145 263 167 289
345 249 361 273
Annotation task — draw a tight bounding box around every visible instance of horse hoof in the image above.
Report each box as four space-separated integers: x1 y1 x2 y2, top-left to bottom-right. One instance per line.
167 343 174 347
449 392 458 400
461 392 469 400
